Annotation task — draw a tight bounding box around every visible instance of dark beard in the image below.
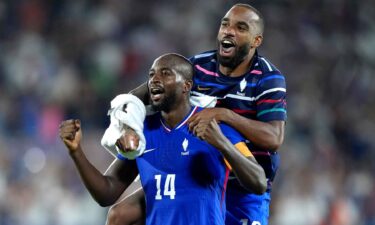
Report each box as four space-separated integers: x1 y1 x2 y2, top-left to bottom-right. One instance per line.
217 42 251 69
151 92 177 113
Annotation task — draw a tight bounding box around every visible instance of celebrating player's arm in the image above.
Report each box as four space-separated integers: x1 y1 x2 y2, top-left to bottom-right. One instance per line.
192 118 267 194
129 82 149 103
59 119 139 207
188 108 285 151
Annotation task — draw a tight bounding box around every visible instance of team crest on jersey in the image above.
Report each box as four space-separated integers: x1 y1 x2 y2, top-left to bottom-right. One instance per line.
236 78 247 96
181 138 189 156
240 78 247 92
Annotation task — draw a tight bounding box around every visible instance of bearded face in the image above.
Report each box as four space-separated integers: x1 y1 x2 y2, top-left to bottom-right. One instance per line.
150 88 178 113
148 68 181 113
217 40 251 69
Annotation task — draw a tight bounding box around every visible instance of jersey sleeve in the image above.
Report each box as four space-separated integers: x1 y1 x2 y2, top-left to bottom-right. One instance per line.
256 72 287 122
220 123 254 170
219 122 245 145
188 56 194 63
219 123 253 158
189 50 216 65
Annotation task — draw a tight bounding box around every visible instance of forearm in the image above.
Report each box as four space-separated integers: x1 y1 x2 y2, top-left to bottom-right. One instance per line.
218 141 267 194
222 110 284 151
129 82 149 104
69 147 125 206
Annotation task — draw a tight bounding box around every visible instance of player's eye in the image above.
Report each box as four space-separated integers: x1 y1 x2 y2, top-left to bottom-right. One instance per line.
221 20 229 27
238 25 248 31
162 69 171 76
237 23 249 31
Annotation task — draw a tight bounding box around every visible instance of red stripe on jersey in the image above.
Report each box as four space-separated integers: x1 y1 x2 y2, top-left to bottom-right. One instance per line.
257 99 283 105
176 106 198 129
252 151 271 156
221 167 230 209
232 108 256 115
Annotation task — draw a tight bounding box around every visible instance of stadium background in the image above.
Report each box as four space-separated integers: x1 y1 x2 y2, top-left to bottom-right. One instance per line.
0 0 374 224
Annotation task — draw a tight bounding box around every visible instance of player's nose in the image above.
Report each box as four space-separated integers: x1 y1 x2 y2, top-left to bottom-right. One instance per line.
222 25 235 37
149 72 162 84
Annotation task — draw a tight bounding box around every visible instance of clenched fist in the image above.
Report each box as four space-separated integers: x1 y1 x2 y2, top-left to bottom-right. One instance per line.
116 126 140 152
59 119 82 153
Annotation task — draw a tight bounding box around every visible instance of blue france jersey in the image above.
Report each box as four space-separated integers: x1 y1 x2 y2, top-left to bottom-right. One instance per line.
133 106 245 225
190 50 287 225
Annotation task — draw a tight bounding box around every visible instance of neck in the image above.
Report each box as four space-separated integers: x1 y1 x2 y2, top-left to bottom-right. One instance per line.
219 50 255 77
161 101 192 128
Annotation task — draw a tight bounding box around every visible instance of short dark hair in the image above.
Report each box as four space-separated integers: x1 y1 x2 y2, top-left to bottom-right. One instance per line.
160 53 194 81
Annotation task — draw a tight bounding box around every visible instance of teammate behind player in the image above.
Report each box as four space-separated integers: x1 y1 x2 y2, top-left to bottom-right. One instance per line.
188 4 287 225
59 53 266 225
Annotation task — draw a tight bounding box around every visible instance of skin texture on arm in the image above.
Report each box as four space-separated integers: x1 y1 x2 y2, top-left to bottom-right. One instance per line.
129 82 149 105
129 81 285 151
192 118 267 194
188 108 285 151
59 119 138 207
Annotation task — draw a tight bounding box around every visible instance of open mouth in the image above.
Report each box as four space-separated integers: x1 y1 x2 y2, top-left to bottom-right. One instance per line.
150 86 164 101
221 40 235 48
220 39 236 56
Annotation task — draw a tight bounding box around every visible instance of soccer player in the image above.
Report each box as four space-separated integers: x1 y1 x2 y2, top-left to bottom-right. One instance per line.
59 53 267 225
108 3 286 225
188 4 287 225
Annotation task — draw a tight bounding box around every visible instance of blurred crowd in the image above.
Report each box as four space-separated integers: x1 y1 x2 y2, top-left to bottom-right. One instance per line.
0 0 374 224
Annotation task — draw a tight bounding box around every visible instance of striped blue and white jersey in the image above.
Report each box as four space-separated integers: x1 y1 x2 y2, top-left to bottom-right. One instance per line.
190 50 287 225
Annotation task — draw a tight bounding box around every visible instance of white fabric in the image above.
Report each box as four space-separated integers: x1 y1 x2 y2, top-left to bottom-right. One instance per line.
189 95 217 108
101 94 146 159
101 94 215 159
144 95 217 115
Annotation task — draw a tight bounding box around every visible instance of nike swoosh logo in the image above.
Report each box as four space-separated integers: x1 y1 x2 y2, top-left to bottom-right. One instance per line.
143 148 157 154
197 86 211 91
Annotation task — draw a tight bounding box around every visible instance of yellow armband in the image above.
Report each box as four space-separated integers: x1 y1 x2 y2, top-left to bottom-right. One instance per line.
224 142 253 170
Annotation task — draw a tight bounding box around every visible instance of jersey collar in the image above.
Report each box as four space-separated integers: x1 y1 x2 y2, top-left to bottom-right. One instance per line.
160 106 199 132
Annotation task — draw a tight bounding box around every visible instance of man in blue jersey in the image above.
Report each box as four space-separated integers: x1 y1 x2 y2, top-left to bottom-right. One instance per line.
107 3 286 225
59 53 267 225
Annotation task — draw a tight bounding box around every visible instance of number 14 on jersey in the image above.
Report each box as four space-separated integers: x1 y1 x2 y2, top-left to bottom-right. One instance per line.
154 174 176 200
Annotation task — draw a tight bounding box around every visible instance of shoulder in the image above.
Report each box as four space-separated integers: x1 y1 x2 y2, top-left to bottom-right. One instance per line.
189 50 217 65
218 123 245 145
253 54 286 88
255 54 283 76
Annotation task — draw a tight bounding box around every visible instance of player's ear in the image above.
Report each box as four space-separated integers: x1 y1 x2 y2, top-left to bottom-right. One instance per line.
253 35 263 48
183 80 193 93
